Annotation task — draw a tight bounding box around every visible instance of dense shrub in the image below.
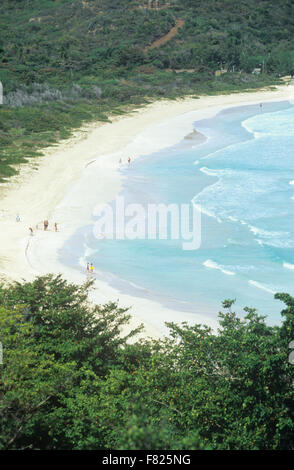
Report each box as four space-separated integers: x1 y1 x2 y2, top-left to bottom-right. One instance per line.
0 276 294 449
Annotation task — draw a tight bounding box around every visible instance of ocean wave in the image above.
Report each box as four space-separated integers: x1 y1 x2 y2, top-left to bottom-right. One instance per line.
248 225 288 239
248 280 277 294
200 166 219 177
194 165 285 226
199 138 251 166
203 259 235 276
237 265 257 273
227 216 239 222
255 238 294 249
79 243 99 268
200 166 233 177
243 108 294 138
283 262 294 270
197 205 222 223
247 225 294 248
83 243 99 257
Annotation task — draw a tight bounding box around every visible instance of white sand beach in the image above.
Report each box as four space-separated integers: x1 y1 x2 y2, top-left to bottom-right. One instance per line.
1 84 294 339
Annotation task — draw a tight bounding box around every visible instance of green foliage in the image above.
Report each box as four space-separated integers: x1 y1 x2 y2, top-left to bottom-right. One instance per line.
1 276 294 449
0 275 143 449
0 0 288 180
0 1 294 449
1 0 293 78
0 305 76 450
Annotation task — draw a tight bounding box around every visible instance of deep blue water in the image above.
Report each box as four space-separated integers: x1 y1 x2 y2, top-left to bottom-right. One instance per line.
61 100 294 324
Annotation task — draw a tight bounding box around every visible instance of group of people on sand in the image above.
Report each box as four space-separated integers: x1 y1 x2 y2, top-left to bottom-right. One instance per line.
86 262 95 275
16 214 58 236
41 220 58 232
119 157 132 166
28 221 58 236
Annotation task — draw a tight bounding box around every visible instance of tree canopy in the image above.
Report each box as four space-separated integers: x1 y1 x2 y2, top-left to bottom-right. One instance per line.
0 275 294 450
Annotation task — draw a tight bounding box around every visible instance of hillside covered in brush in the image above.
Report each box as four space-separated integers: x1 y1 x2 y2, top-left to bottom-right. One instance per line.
0 0 293 179
1 0 294 85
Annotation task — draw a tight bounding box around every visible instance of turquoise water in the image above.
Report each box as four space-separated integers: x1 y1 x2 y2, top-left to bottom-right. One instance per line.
62 100 294 324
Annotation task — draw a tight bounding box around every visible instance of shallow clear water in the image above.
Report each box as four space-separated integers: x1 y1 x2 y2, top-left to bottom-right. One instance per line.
62 100 294 324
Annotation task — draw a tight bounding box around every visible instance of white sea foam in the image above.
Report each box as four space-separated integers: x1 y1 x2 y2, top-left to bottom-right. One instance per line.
256 239 264 246
267 240 293 248
200 166 219 177
241 120 263 139
197 205 222 223
248 225 288 239
252 228 268 240
203 259 235 276
248 225 264 236
283 262 294 270
243 108 294 138
254 237 294 248
200 166 233 177
79 243 99 268
251 230 294 248
248 280 277 294
84 244 98 257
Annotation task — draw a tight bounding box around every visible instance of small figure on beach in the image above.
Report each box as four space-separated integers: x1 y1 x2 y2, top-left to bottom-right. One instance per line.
128 157 131 166
29 227 34 236
86 262 90 273
119 158 122 166
54 222 58 232
90 263 94 275
259 102 263 110
16 214 20 222
44 220 49 231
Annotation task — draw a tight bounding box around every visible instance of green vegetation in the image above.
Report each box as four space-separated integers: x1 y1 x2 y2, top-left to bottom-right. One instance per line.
1 4 294 449
0 275 294 450
1 0 293 180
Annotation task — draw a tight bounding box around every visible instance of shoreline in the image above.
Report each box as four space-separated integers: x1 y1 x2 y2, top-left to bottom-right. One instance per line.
1 85 294 339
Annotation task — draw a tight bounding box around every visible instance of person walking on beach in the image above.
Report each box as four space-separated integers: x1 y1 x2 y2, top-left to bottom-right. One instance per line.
128 157 131 166
90 263 94 275
16 214 20 222
54 222 58 232
86 262 90 273
44 220 49 231
29 227 34 236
